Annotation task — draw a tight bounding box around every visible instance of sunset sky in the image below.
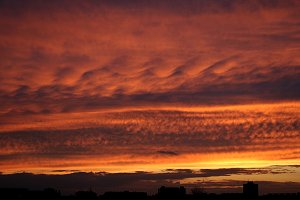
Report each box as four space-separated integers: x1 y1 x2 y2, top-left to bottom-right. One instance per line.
0 0 300 195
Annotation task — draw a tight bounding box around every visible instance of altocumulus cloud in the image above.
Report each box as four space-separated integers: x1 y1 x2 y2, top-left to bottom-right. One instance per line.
0 104 299 172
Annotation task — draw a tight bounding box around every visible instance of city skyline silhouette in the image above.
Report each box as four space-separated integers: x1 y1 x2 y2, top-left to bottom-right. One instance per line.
1 182 300 200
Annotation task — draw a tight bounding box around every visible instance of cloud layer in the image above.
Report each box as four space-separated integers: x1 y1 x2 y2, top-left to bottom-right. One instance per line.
0 103 299 173
0 0 300 115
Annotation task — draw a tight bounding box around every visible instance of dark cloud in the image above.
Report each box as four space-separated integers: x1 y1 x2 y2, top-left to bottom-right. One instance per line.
14 85 30 97
1 0 299 20
200 168 275 177
74 0 300 13
61 52 91 64
80 67 114 81
156 151 179 156
191 180 300 194
51 170 80 173
54 67 75 82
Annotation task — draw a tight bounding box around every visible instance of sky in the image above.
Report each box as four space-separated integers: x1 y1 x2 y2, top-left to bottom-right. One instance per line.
0 0 300 195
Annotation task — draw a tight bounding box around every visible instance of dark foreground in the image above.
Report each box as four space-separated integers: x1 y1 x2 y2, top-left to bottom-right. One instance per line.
1 188 299 200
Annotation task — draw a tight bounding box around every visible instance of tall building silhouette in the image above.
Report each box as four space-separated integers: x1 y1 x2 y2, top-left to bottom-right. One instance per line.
243 181 258 199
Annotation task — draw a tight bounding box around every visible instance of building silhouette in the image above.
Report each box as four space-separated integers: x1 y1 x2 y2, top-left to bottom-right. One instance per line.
243 181 258 199
1 182 300 200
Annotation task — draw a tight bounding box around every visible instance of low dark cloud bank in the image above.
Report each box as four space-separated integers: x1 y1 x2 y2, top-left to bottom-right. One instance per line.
0 166 299 194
